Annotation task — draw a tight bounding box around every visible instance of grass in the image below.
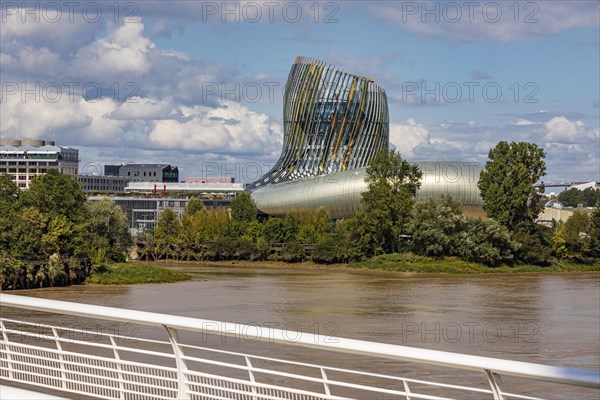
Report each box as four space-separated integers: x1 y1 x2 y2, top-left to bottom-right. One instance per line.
86 263 191 285
348 253 600 274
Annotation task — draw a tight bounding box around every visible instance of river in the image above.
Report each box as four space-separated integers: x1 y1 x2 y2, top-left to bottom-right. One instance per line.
2 264 599 399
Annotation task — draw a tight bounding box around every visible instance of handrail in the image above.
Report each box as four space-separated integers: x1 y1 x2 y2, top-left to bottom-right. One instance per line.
1 293 598 390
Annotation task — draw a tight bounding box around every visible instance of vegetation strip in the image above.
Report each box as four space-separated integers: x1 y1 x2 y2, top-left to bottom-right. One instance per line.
349 254 600 274
86 263 190 285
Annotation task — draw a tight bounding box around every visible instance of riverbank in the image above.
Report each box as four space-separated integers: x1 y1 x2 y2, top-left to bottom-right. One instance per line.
143 254 600 274
349 253 600 274
86 263 191 285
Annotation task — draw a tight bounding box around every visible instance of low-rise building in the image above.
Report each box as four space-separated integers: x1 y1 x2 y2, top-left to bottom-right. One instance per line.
104 163 179 182
89 196 234 235
0 139 79 189
124 181 245 196
184 177 235 183
77 175 131 193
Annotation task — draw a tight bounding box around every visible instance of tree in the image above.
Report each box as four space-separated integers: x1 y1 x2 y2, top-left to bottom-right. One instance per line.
407 194 466 258
582 188 600 207
289 208 332 244
263 217 286 243
86 198 132 262
231 192 258 222
587 207 600 259
553 210 592 260
19 170 87 223
184 197 205 216
0 174 19 208
350 150 422 255
558 188 584 207
459 219 518 266
478 141 546 232
154 208 180 241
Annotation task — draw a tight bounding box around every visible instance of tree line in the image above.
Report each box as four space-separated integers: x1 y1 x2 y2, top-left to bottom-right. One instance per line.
0 171 130 289
143 143 600 266
1 141 598 290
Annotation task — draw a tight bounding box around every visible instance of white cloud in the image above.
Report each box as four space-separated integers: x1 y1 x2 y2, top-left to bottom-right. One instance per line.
70 21 154 79
389 119 430 157
148 102 282 156
544 116 597 143
515 118 536 126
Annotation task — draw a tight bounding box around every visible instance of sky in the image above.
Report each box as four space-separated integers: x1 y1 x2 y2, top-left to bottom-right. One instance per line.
1 0 599 183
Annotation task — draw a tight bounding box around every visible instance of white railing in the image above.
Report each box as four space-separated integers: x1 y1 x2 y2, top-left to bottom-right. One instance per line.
0 293 598 400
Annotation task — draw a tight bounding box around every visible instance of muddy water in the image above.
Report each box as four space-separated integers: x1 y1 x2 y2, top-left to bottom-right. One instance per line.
3 265 599 398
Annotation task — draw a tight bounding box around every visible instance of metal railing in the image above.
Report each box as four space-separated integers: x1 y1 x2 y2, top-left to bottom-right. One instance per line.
1 293 598 400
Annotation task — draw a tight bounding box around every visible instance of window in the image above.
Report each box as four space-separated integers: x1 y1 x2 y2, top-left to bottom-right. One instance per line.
8 168 16 173
128 171 131 176
18 168 26 173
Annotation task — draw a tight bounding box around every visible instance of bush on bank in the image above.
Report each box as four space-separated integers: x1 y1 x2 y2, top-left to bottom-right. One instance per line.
86 263 190 285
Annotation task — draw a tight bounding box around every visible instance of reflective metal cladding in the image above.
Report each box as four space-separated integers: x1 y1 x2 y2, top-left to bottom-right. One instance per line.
250 57 484 218
247 56 389 190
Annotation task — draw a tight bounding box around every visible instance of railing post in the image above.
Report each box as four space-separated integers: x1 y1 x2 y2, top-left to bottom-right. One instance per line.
0 320 14 380
51 327 67 390
164 325 191 400
402 379 412 400
485 370 504 400
245 356 258 400
109 335 125 400
320 368 331 396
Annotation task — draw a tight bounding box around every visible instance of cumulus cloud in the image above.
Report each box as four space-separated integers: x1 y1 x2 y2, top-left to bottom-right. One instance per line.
148 102 282 156
389 119 430 157
544 116 598 143
70 21 154 79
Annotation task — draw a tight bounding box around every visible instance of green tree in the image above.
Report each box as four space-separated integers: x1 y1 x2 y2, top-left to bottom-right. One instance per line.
558 188 584 207
86 198 132 262
459 219 518 266
350 150 422 256
184 197 205 216
231 192 258 222
20 170 87 223
263 217 286 243
478 141 546 232
0 174 19 209
155 208 181 241
582 188 600 207
289 208 332 244
553 210 592 260
587 207 600 259
407 194 466 258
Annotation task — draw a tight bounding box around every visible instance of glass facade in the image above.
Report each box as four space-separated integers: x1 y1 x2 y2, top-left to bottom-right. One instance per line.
247 56 388 190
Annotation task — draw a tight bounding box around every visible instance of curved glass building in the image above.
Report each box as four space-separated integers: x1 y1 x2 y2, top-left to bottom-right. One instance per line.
247 56 389 190
250 57 483 218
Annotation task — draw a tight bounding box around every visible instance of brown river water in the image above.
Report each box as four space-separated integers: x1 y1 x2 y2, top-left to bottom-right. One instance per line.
2 264 599 399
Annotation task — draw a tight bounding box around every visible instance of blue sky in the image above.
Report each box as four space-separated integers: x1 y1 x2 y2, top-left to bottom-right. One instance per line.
1 1 598 183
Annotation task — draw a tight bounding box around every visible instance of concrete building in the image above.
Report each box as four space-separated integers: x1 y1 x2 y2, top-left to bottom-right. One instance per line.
538 200 595 224
77 175 131 193
184 177 235 183
125 181 244 196
105 163 179 182
0 139 79 189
